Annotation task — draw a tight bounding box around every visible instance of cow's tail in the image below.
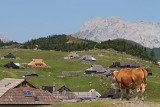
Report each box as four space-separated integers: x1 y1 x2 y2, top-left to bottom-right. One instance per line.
142 68 147 84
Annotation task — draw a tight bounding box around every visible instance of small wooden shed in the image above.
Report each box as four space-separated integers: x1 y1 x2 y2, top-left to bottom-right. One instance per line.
120 62 140 68
28 59 47 67
4 53 16 59
24 71 38 77
79 55 96 61
109 62 121 68
85 65 107 74
4 62 20 69
100 88 130 100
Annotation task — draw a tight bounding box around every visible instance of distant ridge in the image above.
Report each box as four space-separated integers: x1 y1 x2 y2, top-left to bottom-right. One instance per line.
71 16 160 48
0 33 10 42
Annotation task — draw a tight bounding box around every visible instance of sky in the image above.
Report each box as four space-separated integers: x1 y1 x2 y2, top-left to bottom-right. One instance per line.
0 0 160 43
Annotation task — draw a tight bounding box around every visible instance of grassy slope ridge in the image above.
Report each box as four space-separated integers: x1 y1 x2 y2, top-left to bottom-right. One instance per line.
0 49 159 107
2 35 159 59
116 39 160 59
21 35 97 51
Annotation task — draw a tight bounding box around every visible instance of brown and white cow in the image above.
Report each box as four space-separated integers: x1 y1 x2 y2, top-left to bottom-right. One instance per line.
111 67 148 101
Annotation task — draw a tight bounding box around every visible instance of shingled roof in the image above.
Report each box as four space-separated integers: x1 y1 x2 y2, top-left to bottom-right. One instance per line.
100 88 130 100
109 62 121 68
4 62 20 69
0 88 62 104
68 52 79 58
28 59 47 67
24 71 38 77
0 78 62 105
85 65 107 74
0 78 25 97
79 55 96 61
120 62 140 68
56 85 72 92
73 89 101 99
4 53 16 59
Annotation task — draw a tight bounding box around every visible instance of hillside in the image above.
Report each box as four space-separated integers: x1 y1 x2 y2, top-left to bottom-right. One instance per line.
115 39 160 59
0 35 157 61
0 49 159 106
71 16 160 48
96 40 156 63
20 34 97 51
15 35 155 62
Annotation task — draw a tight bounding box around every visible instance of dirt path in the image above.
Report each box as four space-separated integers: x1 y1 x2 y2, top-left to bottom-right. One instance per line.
109 101 160 107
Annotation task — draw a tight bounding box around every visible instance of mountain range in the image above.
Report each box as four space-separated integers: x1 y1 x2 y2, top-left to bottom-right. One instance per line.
71 16 160 48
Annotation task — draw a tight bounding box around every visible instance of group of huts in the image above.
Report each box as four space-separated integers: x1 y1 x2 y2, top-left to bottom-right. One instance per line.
3 53 48 69
0 77 130 105
85 62 152 76
64 52 152 76
0 52 153 105
2 53 50 78
41 83 131 102
42 85 101 102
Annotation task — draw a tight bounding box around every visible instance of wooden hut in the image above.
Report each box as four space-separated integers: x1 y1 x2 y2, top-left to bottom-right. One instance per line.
73 89 101 100
68 52 79 58
104 69 117 77
28 59 47 67
109 62 121 68
145 68 152 76
120 62 140 68
42 85 77 99
0 78 62 105
85 65 107 74
41 86 53 93
4 62 20 69
4 53 16 59
79 55 96 61
100 88 130 100
52 85 78 101
24 71 38 77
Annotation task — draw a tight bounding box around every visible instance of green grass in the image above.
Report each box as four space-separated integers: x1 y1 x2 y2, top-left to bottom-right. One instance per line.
39 99 115 107
0 49 160 106
39 99 160 107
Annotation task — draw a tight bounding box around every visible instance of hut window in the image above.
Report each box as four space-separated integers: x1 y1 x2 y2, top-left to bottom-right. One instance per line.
22 82 26 87
34 96 39 101
23 91 32 97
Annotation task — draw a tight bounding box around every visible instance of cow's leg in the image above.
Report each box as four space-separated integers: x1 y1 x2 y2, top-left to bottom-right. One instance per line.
135 88 140 101
126 89 130 100
141 89 145 101
141 84 146 101
126 89 129 95
120 89 124 100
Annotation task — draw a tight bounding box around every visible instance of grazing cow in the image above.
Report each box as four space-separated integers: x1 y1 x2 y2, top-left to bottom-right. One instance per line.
111 67 148 101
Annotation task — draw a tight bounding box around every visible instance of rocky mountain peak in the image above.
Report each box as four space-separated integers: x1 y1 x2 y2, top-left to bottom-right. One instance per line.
71 16 160 48
0 33 10 42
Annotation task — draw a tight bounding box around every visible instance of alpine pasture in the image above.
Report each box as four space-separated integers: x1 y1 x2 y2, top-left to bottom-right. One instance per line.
0 49 160 106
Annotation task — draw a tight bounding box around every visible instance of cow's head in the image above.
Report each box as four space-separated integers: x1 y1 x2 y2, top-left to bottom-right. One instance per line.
111 71 119 83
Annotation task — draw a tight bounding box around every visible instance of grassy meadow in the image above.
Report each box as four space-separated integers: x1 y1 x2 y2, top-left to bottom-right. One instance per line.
0 49 160 106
